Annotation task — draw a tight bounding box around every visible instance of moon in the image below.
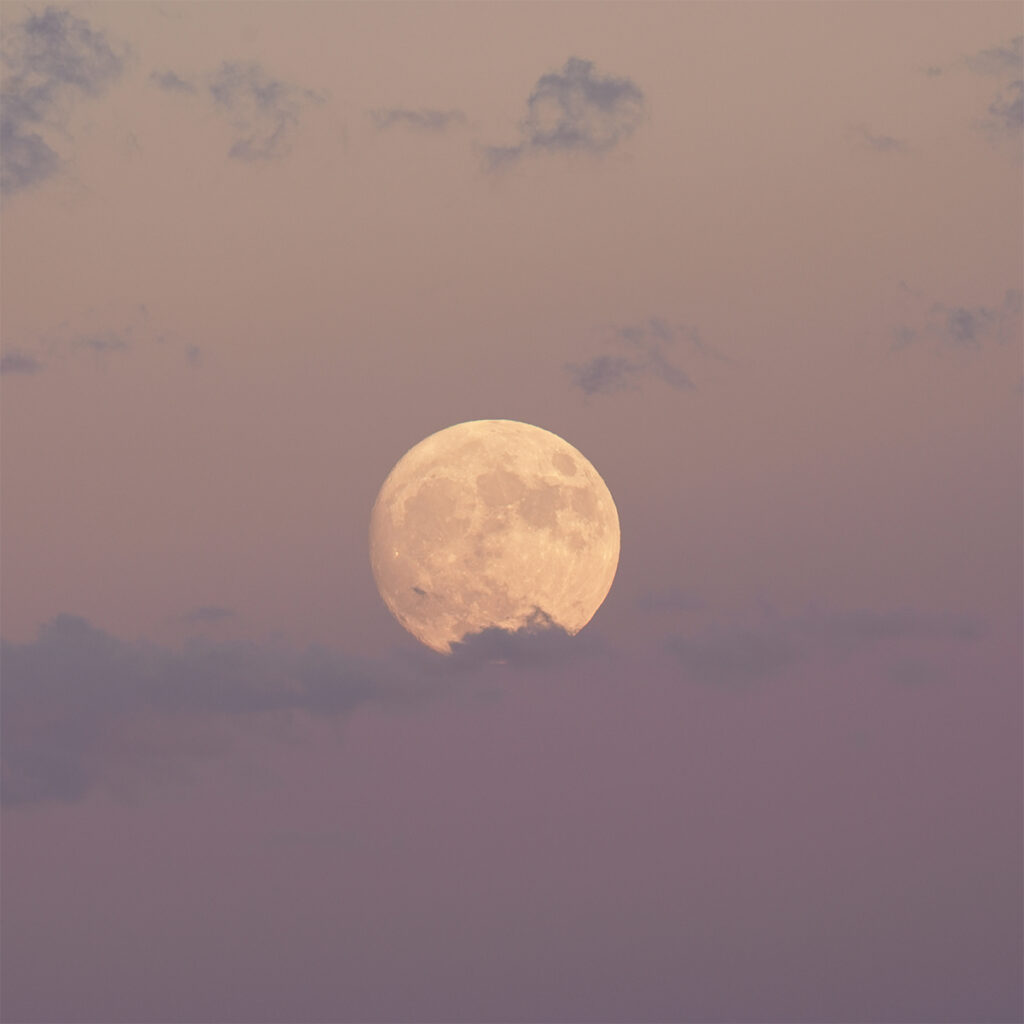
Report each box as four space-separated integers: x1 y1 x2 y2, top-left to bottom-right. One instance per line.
369 420 620 653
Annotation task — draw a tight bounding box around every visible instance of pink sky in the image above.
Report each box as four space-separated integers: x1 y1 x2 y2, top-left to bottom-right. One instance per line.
2 3 1021 1022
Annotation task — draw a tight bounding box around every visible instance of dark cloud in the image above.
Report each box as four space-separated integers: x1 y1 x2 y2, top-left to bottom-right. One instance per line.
0 615 400 806
896 288 1022 350
150 68 195 93
668 608 982 688
566 317 717 397
445 609 598 670
0 6 127 194
0 350 44 375
370 107 466 132
181 606 235 624
207 61 324 160
484 57 644 166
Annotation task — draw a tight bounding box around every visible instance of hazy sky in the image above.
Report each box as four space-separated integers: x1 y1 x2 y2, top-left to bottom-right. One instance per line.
1 3 1021 1022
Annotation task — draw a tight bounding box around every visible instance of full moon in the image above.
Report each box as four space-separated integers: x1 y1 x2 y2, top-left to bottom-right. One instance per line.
369 420 620 653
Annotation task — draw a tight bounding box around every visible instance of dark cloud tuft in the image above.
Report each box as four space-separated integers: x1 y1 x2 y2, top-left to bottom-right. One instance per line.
207 61 324 160
896 289 1022 351
446 609 593 669
0 350 44 375
150 68 195 93
1 7 127 194
485 57 644 166
370 107 466 132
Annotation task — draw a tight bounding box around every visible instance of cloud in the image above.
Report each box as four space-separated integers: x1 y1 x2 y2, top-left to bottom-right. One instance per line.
150 68 195 93
964 35 1023 77
181 606 235 624
207 61 324 160
566 317 718 397
1 610 604 806
370 107 466 132
484 57 644 166
0 615 404 806
445 609 599 670
987 79 1023 134
668 607 982 688
854 124 906 152
896 288 1022 351
0 350 44 375
0 6 127 194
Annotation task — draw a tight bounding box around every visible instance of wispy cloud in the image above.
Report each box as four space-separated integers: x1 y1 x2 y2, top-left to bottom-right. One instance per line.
896 288 1022 351
566 317 719 397
853 124 907 153
370 107 466 132
986 79 1023 135
207 61 324 160
0 6 127 194
485 57 644 167
668 607 982 688
964 35 1023 77
0 350 44 375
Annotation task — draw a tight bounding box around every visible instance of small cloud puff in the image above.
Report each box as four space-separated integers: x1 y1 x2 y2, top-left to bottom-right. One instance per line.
485 57 644 167
566 317 720 398
0 6 127 194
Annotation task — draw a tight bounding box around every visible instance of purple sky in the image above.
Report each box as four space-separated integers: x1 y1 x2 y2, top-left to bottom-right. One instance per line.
1 4 1021 1022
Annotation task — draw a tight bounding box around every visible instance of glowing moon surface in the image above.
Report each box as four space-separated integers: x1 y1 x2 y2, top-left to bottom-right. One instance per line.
370 420 620 653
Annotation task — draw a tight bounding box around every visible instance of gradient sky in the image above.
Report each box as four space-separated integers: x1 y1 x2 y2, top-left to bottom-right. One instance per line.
1 3 1022 1022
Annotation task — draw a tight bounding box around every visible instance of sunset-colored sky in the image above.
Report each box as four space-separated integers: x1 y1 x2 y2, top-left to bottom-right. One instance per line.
2 4 1021 1022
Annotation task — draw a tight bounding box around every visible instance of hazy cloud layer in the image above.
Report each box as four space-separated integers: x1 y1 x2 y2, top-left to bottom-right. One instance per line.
1 611 598 806
485 57 644 166
370 107 466 132
670 608 982 687
0 6 127 194
566 317 717 396
896 288 1022 350
1 616 398 806
0 350 44 375
207 61 324 160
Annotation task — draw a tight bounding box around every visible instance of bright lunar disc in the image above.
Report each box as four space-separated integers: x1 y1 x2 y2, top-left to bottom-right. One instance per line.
369 420 620 653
